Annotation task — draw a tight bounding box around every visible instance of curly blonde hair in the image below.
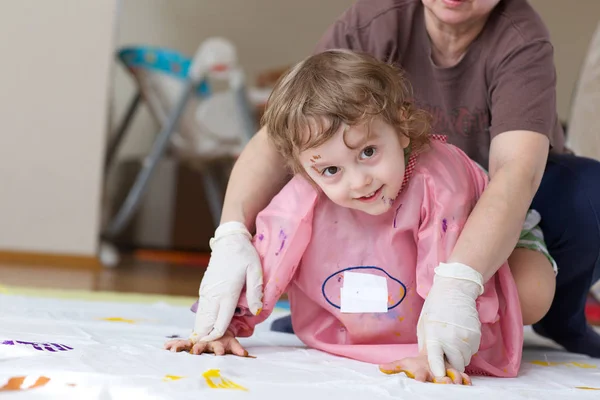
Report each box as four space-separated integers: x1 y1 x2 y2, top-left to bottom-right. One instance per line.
261 49 431 175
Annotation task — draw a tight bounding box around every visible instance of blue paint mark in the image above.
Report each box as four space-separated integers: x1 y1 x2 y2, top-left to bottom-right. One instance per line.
393 204 403 228
2 340 73 352
321 266 407 310
258 233 264 241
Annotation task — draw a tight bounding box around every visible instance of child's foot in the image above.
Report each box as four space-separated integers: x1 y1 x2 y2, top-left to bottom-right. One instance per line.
532 321 600 358
379 355 471 385
271 315 294 334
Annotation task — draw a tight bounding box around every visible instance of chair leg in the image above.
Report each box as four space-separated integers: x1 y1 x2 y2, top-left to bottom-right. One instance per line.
201 165 224 229
103 81 196 240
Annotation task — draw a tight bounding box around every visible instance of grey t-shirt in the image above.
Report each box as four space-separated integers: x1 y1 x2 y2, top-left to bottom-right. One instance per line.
315 0 565 169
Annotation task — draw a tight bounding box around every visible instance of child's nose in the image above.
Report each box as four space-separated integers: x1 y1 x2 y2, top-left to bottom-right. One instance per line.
350 170 373 190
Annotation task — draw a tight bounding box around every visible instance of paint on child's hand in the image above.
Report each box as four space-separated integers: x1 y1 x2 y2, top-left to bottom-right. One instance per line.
379 366 414 379
202 369 247 391
258 233 264 241
531 360 596 369
275 229 287 256
442 219 448 233
2 340 73 352
393 204 403 228
99 317 138 324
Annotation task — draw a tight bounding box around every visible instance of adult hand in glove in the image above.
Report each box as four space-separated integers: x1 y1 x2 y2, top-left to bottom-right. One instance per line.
417 262 485 378
190 221 263 343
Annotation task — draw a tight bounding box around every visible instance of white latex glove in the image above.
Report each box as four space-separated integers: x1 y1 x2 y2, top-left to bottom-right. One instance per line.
190 221 263 343
417 262 485 378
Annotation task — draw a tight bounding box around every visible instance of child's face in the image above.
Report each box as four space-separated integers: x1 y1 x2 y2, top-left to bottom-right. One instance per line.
299 119 410 215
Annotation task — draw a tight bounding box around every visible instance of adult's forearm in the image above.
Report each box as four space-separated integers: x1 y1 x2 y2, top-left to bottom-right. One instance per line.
220 126 290 232
447 163 540 282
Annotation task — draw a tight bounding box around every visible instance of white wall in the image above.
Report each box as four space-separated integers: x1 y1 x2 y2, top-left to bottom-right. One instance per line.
529 0 600 121
0 1 117 255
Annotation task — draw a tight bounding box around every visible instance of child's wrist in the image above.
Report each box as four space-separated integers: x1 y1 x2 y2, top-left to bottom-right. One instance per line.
225 328 237 337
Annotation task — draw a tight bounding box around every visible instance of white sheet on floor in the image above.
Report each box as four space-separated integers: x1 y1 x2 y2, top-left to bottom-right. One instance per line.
1 294 599 399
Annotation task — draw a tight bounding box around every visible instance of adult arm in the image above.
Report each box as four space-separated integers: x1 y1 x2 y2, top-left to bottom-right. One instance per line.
220 126 291 231
422 39 558 376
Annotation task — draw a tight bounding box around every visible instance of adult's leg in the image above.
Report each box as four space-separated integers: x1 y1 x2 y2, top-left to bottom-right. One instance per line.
531 153 600 357
508 248 555 326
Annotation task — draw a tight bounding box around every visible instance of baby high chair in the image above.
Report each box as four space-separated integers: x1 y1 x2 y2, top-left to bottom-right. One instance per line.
100 37 257 267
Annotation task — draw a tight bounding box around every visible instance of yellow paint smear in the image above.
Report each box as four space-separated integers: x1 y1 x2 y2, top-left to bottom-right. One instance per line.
576 386 600 390
531 361 597 369
99 317 138 324
163 375 184 382
379 367 415 379
202 369 247 391
446 370 458 381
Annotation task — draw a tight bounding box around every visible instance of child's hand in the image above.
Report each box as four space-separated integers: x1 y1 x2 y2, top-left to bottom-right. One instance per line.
164 331 248 356
378 353 472 385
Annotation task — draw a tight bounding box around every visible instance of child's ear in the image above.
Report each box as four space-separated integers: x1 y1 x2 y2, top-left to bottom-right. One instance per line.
397 106 411 149
400 133 410 149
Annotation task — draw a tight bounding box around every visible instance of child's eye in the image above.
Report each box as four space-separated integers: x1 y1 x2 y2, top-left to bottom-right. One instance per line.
321 166 339 177
360 146 376 159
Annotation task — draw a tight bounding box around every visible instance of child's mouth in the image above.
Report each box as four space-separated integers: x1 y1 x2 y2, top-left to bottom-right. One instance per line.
356 186 383 202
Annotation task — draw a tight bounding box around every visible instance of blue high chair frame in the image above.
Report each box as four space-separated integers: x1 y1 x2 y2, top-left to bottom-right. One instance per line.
102 45 256 247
